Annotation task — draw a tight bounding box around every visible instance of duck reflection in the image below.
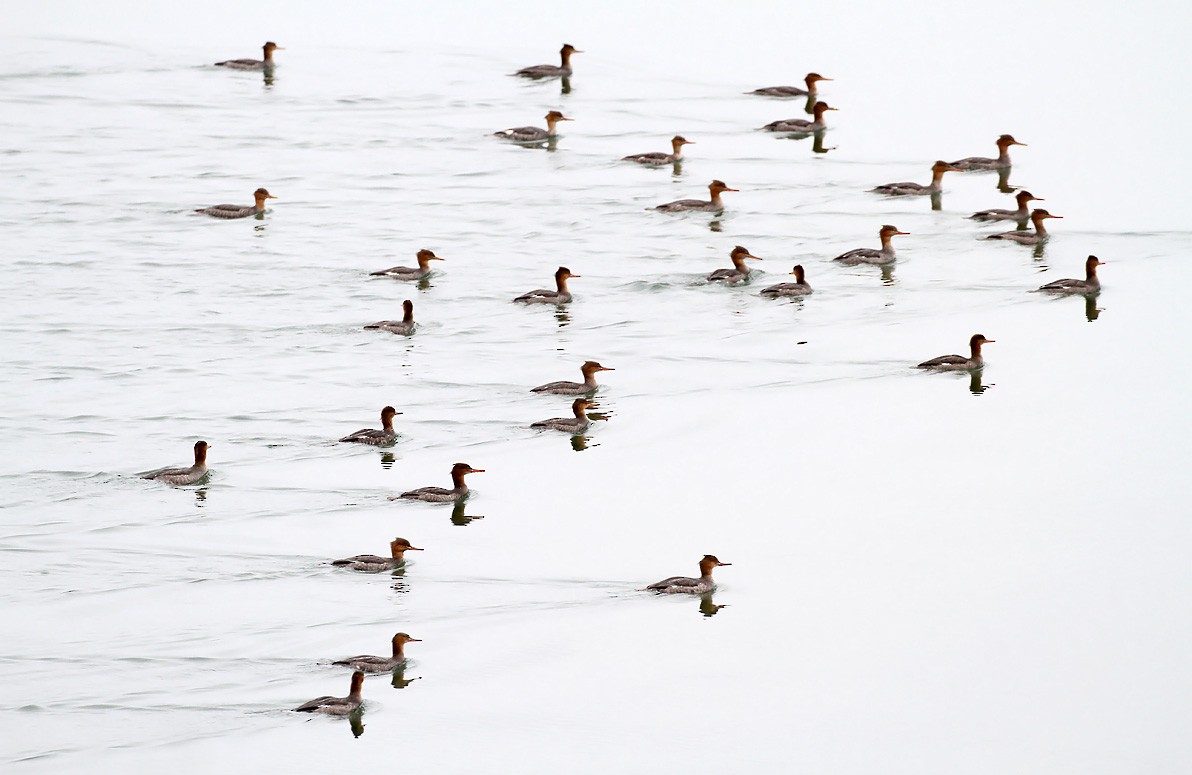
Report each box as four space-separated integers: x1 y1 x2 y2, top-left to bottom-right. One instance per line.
390 664 421 690
968 370 993 396
1085 294 1103 322
811 130 834 155
997 167 1014 193
380 452 396 470
698 592 728 617
880 265 896 286
194 487 208 507
708 219 723 233
349 709 365 738
930 191 942 212
263 70 275 88
554 308 570 328
560 76 571 95
450 499 485 526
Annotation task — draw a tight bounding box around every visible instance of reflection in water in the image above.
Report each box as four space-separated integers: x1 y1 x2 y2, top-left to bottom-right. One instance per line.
709 219 723 233
1085 294 1103 322
802 94 816 115
390 664 420 690
349 709 365 738
570 434 590 452
554 308 570 328
560 76 572 95
880 265 896 287
811 130 834 155
194 487 207 507
930 192 942 212
671 161 683 177
263 70 275 88
416 276 432 293
380 452 396 470
1032 242 1048 261
997 167 1014 193
698 592 728 617
968 370 992 396
450 499 484 526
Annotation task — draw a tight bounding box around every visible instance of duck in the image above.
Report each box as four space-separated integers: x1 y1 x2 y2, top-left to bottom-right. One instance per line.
364 301 416 336
397 463 484 503
514 266 580 304
950 134 1026 171
916 334 995 371
871 161 961 196
761 101 837 134
832 225 908 265
333 633 421 673
652 180 738 212
369 249 444 280
514 44 582 79
293 671 364 715
984 209 1062 245
141 441 210 486
494 111 573 143
647 555 731 595
332 538 423 572
622 136 694 166
531 361 614 394
760 264 813 297
531 398 597 433
195 188 276 219
1035 255 1105 294
708 246 762 283
749 72 831 98
969 191 1043 222
338 406 400 446
215 41 283 70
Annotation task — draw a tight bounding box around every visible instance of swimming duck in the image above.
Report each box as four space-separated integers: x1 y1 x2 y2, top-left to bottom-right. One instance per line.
364 301 416 336
369 249 444 280
141 441 210 485
338 406 400 446
531 398 597 433
514 266 580 304
760 264 812 297
332 538 423 572
708 246 762 283
494 111 573 143
916 334 994 371
761 101 837 134
969 191 1042 222
749 72 831 98
293 671 364 715
871 162 961 196
195 188 276 219
653 180 738 212
333 633 421 673
622 136 694 166
1036 255 1104 294
647 555 731 595
531 361 614 394
215 41 283 70
398 463 484 503
832 225 908 265
514 44 582 79
984 209 1061 245
950 134 1026 171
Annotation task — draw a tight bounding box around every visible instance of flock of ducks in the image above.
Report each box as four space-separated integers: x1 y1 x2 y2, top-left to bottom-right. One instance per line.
146 41 1107 718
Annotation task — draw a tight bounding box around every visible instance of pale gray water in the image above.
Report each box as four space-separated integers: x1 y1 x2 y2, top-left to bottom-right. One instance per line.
2 1 1190 771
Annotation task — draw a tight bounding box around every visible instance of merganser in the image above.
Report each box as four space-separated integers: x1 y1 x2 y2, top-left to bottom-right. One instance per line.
195 188 276 219
833 225 908 265
332 538 423 572
647 555 731 595
969 191 1042 222
749 72 831 98
653 180 738 212
984 209 1061 245
622 135 693 166
951 134 1026 171
514 44 582 79
917 334 994 371
761 101 837 134
215 41 283 70
141 441 210 485
760 264 813 297
707 245 762 283
293 671 364 715
398 463 484 503
369 249 444 280
531 398 597 433
334 633 421 673
494 111 573 143
339 406 400 446
514 266 579 304
1036 255 1104 294
364 300 416 336
871 162 961 196
531 360 614 394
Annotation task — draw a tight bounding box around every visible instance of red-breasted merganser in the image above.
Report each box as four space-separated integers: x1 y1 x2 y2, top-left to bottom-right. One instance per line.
917 334 994 371
334 633 422 673
195 188 276 219
760 264 812 296
653 180 738 212
398 463 484 503
761 101 837 133
531 361 613 394
969 191 1042 222
142 441 209 485
984 209 1061 245
622 136 693 166
872 162 961 196
494 111 573 143
364 301 416 336
332 537 423 572
215 42 283 70
370 249 444 280
951 134 1026 171
647 555 731 594
749 72 831 98
339 406 400 446
514 44 582 79
833 225 908 265
293 671 363 715
531 398 597 433
1036 255 1104 294
708 245 762 282
514 267 579 304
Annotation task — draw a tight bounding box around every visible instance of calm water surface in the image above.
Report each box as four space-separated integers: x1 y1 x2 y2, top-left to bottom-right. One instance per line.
2 1 1190 772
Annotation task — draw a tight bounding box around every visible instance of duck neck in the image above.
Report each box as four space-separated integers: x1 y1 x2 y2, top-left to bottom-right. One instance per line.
709 190 723 207
193 447 207 467
970 341 984 362
402 307 414 325
580 370 599 389
996 144 1012 165
560 48 573 67
793 267 806 285
382 416 395 432
573 404 589 420
929 169 947 189
391 640 407 659
698 560 716 580
262 47 274 64
347 681 363 702
555 275 569 294
1086 262 1099 282
879 234 896 253
1032 216 1049 236
451 471 469 492
731 256 749 273
671 139 685 158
